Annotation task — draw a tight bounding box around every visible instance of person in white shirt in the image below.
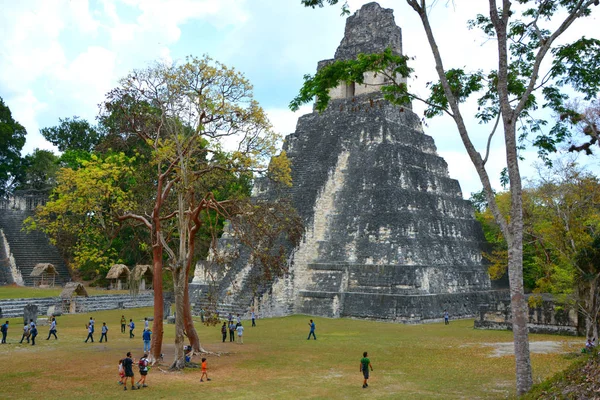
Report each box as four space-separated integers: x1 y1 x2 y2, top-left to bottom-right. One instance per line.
236 323 244 344
144 318 149 330
46 317 57 340
19 323 30 344
85 322 94 343
100 322 109 343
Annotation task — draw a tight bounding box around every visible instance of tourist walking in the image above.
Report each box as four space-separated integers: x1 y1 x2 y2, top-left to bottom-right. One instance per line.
89 317 95 333
144 317 149 330
199 358 211 382
1 320 8 343
236 314 241 325
236 322 244 344
129 319 135 338
85 322 94 343
120 315 126 334
221 322 227 343
100 322 108 343
200 308 205 323
142 328 151 353
30 322 38 346
228 321 236 342
122 351 136 390
444 310 449 325
307 319 316 340
136 353 149 388
227 313 233 324
46 317 57 340
118 359 125 385
360 351 373 388
19 322 30 344
251 311 256 327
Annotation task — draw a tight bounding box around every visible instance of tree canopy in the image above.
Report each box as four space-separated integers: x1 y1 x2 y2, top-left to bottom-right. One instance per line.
0 97 27 198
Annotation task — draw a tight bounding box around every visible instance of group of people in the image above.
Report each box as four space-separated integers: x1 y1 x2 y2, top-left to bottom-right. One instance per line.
0 317 56 345
118 351 150 390
221 313 245 344
82 315 151 353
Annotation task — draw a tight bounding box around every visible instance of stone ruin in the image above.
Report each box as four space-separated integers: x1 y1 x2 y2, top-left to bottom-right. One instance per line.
192 2 508 322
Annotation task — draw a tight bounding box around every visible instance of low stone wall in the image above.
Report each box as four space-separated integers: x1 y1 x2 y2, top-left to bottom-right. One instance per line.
0 292 154 318
474 294 580 336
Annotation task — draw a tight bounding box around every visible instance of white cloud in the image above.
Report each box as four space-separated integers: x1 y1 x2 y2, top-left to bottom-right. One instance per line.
266 105 313 138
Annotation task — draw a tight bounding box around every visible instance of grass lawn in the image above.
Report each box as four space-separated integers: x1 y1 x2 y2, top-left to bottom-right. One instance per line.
0 308 584 399
0 286 129 299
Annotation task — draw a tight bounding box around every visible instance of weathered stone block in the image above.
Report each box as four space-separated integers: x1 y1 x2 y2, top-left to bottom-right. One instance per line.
23 303 38 325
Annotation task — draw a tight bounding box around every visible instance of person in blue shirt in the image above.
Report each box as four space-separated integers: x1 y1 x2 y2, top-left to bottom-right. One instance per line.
1 321 8 343
129 319 135 338
143 328 152 352
100 322 108 343
307 319 316 340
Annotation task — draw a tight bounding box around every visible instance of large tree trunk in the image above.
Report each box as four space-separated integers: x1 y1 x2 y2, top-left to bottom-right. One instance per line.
183 281 201 352
585 275 600 340
170 264 186 370
150 244 164 363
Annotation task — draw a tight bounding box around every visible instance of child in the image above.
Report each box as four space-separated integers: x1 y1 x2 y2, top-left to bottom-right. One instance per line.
360 351 373 388
100 322 108 343
200 358 211 382
136 353 149 388
118 359 125 385
236 322 244 344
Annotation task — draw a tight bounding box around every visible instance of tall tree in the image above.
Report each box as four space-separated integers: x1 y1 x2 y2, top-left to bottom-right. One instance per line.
104 56 297 369
40 116 103 152
18 149 59 191
296 0 600 395
0 97 27 198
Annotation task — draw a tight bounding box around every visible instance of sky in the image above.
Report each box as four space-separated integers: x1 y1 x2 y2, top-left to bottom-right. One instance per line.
1 0 599 198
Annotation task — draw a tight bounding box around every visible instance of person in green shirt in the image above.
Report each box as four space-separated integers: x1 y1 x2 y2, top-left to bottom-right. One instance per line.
360 351 373 388
121 315 127 334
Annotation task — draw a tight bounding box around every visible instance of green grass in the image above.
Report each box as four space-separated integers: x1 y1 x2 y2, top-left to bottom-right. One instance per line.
0 286 128 299
0 308 583 399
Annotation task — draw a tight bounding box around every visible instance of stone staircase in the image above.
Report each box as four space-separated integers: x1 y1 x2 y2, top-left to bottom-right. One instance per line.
0 210 71 286
0 231 15 285
0 292 154 318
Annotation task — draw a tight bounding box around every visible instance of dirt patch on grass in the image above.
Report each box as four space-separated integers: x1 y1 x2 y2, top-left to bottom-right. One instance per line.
479 341 574 357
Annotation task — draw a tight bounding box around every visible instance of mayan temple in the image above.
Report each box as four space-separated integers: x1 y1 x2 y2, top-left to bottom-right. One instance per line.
192 2 507 322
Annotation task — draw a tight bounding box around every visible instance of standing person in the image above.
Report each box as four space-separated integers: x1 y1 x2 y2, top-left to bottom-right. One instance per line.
120 315 126 334
129 319 135 338
199 358 211 382
251 311 256 327
228 321 236 342
307 319 316 340
85 322 94 343
142 328 151 353
227 313 233 324
46 317 58 340
118 359 125 385
122 352 136 391
89 317 95 333
236 322 244 344
144 317 149 330
200 309 205 323
444 310 449 325
360 351 374 388
221 322 227 343
30 322 38 346
136 353 149 388
19 322 30 344
1 321 8 343
236 314 241 325
100 322 108 343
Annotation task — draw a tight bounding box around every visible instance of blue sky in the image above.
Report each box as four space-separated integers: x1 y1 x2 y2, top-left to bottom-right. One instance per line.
1 0 598 198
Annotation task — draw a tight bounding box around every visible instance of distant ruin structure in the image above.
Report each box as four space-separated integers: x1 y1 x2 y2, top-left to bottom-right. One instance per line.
192 2 507 321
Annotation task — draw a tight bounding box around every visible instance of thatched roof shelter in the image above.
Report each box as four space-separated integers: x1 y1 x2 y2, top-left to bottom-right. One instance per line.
60 282 89 299
30 263 58 277
132 264 152 280
106 264 130 280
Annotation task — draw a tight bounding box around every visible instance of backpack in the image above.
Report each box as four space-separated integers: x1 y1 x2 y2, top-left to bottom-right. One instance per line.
1 323 6 333
139 358 148 372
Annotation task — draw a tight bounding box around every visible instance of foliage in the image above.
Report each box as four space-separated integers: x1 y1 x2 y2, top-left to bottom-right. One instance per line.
17 149 59 191
0 97 26 198
40 116 104 152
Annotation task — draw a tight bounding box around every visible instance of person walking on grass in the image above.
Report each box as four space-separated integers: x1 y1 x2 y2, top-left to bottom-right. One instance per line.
444 309 449 325
30 323 38 346
118 359 125 385
85 322 94 343
89 317 95 334
251 311 256 327
20 322 30 344
129 319 135 338
307 319 316 340
360 351 373 389
1 320 8 343
228 321 236 342
142 328 151 353
120 315 126 334
46 317 57 340
122 352 137 390
200 358 211 382
144 317 149 330
136 353 149 388
236 322 244 344
100 322 108 343
221 322 227 343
